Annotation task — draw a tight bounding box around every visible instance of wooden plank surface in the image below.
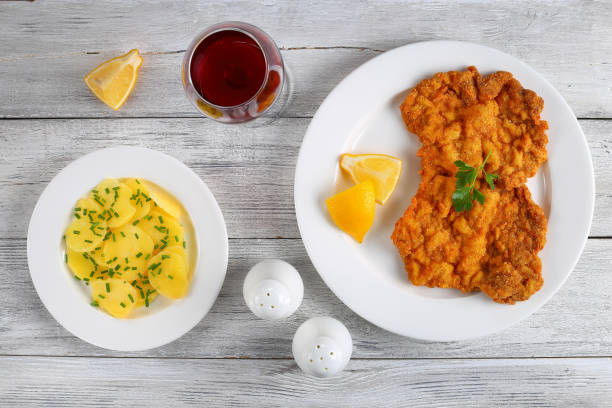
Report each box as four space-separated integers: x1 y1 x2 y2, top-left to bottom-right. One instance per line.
1 237 610 358
1 118 610 239
1 356 610 407
0 0 611 118
1 0 611 406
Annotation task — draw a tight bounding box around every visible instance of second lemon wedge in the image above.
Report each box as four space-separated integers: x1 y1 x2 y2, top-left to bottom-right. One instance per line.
340 153 402 205
84 49 142 110
326 181 375 243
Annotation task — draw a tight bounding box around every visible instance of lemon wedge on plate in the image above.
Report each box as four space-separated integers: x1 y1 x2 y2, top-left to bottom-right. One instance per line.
84 49 142 110
326 181 376 243
340 153 402 205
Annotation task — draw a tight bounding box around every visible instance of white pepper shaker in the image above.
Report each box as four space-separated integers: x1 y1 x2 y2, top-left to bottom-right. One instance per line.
292 317 352 377
243 259 303 320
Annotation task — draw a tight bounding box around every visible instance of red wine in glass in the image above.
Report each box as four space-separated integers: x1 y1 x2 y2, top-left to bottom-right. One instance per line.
182 22 285 123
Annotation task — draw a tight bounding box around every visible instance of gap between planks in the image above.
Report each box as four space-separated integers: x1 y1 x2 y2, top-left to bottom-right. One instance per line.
0 354 610 361
1 116 611 120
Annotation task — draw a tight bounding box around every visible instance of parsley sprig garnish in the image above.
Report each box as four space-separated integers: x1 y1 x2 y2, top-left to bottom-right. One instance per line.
452 151 498 212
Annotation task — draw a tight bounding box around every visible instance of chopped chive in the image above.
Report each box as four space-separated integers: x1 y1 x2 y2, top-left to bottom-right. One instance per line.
167 275 174 280
112 233 116 242
73 230 80 235
134 233 139 240
145 298 149 307
124 257 129 264
139 288 145 299
98 294 105 299
112 186 120 190
74 207 81 211
120 231 126 237
84 239 93 243
105 187 110 194
135 179 140 184
128 294 134 303
89 271 94 277
174 235 179 242
136 252 143 258
106 283 110 292
114 264 120 271
132 219 140 226
161 255 170 260
144 254 151 260
74 276 81 281
131 266 137 270
65 253 68 263
182 241 186 248
158 215 164 224
74 213 81 219
90 301 99 307
120 302 126 308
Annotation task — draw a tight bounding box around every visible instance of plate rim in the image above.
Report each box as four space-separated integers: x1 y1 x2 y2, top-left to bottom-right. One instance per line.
27 146 229 351
294 40 595 341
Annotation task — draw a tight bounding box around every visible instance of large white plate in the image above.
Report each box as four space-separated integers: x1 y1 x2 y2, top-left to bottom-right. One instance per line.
28 147 228 351
294 41 594 341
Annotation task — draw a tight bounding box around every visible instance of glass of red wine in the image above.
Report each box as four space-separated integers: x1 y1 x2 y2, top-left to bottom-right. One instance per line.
182 21 286 123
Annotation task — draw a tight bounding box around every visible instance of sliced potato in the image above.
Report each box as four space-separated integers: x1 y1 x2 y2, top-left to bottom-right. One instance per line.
103 225 154 282
91 278 137 318
73 197 104 220
165 245 190 278
66 249 99 280
147 249 189 299
65 217 106 252
130 277 158 308
91 179 136 228
124 178 152 221
165 245 187 262
138 210 184 254
144 181 182 218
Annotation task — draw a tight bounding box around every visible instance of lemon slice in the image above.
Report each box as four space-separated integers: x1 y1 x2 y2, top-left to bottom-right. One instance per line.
340 153 402 205
84 49 142 110
325 181 375 243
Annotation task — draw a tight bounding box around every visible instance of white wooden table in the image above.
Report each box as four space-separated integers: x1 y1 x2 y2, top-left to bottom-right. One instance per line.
1 1 611 406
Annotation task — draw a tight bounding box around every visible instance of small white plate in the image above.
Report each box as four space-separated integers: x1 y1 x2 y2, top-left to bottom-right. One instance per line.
295 41 594 341
27 146 228 351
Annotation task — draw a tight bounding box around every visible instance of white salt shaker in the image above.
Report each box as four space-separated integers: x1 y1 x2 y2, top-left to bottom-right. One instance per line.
243 259 303 320
292 317 352 377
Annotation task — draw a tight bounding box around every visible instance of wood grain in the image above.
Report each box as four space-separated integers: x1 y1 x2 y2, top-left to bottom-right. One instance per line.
0 1 611 404
1 356 610 407
1 118 610 239
0 0 611 118
1 237 610 358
